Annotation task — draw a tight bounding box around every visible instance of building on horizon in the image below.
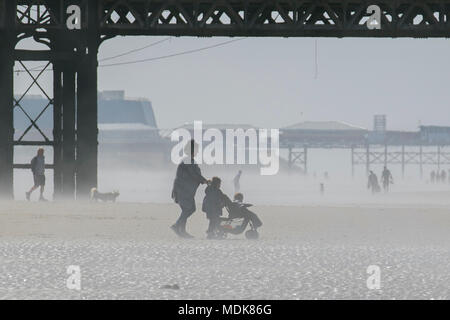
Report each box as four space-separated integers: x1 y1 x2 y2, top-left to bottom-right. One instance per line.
13 90 169 168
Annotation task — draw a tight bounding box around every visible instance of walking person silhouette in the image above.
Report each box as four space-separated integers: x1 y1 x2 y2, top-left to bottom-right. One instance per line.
171 139 208 238
381 166 393 193
233 170 242 194
26 147 48 202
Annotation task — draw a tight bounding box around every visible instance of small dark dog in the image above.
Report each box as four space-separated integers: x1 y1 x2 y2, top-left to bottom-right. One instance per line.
90 188 120 202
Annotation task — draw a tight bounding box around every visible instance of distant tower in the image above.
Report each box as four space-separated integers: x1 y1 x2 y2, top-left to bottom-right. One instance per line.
374 115 386 133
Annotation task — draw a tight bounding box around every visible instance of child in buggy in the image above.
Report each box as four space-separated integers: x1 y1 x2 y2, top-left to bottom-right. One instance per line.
202 178 262 240
219 193 263 239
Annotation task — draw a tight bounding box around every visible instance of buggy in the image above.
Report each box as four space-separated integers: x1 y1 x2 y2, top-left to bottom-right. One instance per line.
216 200 263 239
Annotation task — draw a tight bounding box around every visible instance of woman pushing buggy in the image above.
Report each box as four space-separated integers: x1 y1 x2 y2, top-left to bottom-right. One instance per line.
171 139 262 240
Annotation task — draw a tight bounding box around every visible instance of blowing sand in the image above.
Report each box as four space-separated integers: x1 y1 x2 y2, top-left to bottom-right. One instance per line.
0 199 449 299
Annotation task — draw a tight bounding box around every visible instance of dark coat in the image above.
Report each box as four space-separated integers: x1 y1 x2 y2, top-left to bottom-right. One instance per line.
31 156 37 175
382 169 392 184
172 158 206 207
202 185 227 218
368 173 378 188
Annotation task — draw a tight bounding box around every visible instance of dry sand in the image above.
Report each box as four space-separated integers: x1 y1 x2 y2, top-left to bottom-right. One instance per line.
0 200 449 299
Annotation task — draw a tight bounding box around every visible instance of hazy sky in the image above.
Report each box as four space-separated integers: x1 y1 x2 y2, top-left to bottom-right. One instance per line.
15 36 450 131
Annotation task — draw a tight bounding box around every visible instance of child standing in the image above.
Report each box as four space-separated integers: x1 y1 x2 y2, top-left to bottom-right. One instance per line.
202 177 228 239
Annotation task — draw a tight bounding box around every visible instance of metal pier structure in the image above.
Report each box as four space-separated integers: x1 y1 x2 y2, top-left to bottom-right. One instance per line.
283 144 450 178
2 0 450 198
283 137 450 179
351 144 450 178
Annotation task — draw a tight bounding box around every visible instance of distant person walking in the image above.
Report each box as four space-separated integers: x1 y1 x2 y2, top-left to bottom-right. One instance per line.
233 170 242 193
171 140 208 239
430 171 436 184
26 147 47 201
367 171 380 194
381 166 393 193
441 170 447 184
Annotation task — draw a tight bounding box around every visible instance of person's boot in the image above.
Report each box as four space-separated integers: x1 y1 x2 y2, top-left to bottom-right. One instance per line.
206 225 216 239
39 195 48 202
170 224 183 237
179 227 194 239
25 192 31 201
181 231 194 239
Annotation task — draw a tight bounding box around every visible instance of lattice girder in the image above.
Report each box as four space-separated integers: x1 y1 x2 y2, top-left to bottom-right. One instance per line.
1 1 449 38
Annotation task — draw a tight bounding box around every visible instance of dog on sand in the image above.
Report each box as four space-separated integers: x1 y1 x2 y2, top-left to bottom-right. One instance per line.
90 188 120 202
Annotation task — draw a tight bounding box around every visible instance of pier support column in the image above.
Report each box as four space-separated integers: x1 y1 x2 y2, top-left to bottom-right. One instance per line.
303 146 308 174
0 0 16 199
401 145 405 179
0 42 14 199
365 144 370 175
351 146 355 178
419 145 423 180
437 145 441 172
76 0 99 199
288 146 292 170
76 52 98 198
62 67 76 198
53 63 63 199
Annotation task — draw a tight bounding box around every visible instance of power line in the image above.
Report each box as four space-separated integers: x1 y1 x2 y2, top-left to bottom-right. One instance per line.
14 37 245 73
99 37 172 62
100 37 245 68
14 37 172 73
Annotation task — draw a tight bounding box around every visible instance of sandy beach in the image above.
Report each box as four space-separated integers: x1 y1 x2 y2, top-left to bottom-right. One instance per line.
0 199 449 299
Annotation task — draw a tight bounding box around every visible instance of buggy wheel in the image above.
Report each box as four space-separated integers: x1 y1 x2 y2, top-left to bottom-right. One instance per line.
245 230 259 240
